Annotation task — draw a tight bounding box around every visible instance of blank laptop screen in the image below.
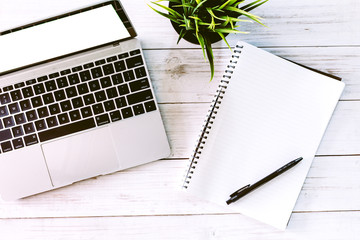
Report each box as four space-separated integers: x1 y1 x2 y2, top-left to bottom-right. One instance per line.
0 4 131 74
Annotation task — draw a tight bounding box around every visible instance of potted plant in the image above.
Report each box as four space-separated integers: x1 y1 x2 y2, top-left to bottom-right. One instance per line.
149 0 268 80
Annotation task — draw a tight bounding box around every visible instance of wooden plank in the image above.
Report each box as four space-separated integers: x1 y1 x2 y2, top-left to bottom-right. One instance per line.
0 212 359 240
1 0 359 48
157 101 360 158
0 156 359 218
145 47 360 102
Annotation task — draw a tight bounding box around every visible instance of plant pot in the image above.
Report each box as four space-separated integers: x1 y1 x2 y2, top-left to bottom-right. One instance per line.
168 2 227 45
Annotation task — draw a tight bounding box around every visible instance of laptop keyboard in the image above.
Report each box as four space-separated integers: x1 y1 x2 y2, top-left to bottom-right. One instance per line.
0 49 157 153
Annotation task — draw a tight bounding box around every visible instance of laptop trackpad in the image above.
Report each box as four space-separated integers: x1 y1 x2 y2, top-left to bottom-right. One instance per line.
41 127 119 187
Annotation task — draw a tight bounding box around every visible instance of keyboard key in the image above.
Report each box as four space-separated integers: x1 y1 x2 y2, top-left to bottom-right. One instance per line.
89 80 101 92
3 116 15 128
100 76 112 88
144 100 157 112
60 69 71 75
68 73 81 85
37 107 49 118
0 93 11 104
14 113 26 125
46 116 58 128
60 100 72 112
56 77 69 88
83 62 94 69
58 113 70 125
49 72 60 79
118 52 129 59
24 134 39 146
0 129 12 142
118 84 130 96
33 83 45 95
49 103 61 115
135 67 147 78
95 59 106 66
71 97 84 109
133 104 145 116
72 65 83 72
65 86 78 98
104 100 115 111
95 113 110 126
3 85 13 92
94 90 106 102
127 89 153 105
26 79 36 85
10 89 23 101
20 99 32 111
110 110 121 122
24 122 35 134
106 56 117 62
45 80 57 91
129 78 150 92
0 106 9 117
92 103 104 115
14 82 25 88
79 70 91 82
126 55 143 69
80 106 93 118
31 96 43 108
102 63 115 76
69 110 81 121
114 60 126 72
112 73 124 85
12 126 24 137
8 103 20 114
12 138 24 150
106 87 118 99
35 119 47 131
1 141 12 152
130 49 141 56
38 118 96 142
26 110 38 122
37 76 48 82
54 89 66 101
115 97 127 108
121 107 133 119
22 87 34 98
77 83 89 95
123 70 135 82
91 67 103 78
83 94 95 105
42 92 55 104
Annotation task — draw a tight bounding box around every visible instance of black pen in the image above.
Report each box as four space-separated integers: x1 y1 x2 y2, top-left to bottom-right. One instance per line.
226 157 303 205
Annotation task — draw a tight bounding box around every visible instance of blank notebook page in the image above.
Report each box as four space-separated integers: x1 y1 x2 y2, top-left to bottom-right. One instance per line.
186 41 344 229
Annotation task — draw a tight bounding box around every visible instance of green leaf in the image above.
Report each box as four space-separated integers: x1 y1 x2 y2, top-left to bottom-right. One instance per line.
196 33 206 60
217 32 231 50
223 6 265 26
242 0 269 13
218 0 239 10
150 2 183 19
192 0 208 15
204 37 215 81
214 28 249 34
148 4 182 24
176 28 187 44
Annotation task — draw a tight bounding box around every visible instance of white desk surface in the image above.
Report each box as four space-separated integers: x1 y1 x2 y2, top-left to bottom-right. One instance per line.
1 0 360 239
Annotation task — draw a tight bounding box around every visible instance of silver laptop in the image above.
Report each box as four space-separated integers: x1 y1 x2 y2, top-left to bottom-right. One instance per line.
0 0 170 200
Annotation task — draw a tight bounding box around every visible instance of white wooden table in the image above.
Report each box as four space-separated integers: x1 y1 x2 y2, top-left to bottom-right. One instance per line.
1 0 360 239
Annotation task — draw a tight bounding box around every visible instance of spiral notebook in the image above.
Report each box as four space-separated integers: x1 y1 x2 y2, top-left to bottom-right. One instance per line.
183 41 344 229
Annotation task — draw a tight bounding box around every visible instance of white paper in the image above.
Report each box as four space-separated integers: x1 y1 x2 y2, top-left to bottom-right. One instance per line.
186 41 344 229
0 4 130 73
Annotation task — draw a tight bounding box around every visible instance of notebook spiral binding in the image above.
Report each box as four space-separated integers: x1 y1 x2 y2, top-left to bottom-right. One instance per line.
182 44 244 188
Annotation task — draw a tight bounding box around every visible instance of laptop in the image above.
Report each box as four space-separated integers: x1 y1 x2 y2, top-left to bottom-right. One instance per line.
0 0 170 200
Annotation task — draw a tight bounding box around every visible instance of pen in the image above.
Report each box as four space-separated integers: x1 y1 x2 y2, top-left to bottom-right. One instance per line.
226 157 303 205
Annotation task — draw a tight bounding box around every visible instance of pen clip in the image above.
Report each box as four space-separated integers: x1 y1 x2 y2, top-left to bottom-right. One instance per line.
229 184 251 198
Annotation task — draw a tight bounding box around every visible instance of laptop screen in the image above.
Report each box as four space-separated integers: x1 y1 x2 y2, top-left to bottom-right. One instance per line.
0 1 135 75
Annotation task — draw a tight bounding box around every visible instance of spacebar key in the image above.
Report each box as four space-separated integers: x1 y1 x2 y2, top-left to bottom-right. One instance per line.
38 118 96 142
